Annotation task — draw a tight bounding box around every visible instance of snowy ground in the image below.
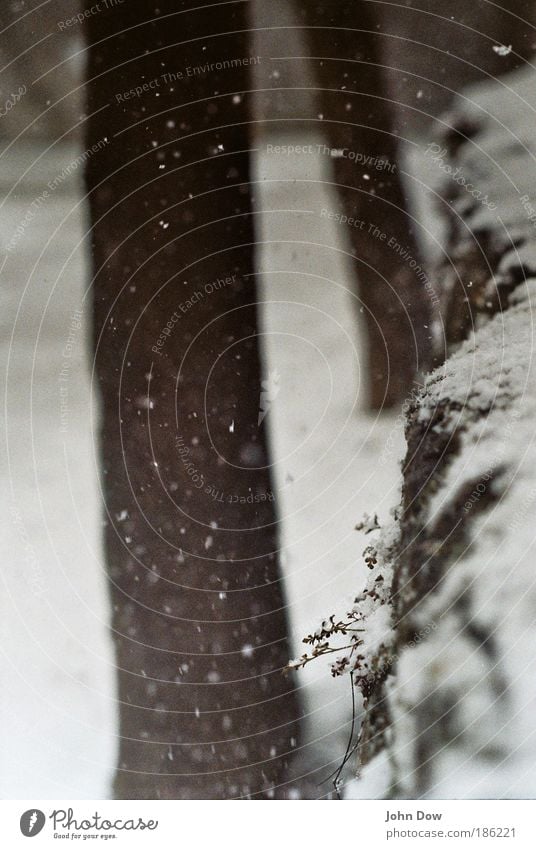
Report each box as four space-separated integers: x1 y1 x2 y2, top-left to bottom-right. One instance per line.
0 143 117 798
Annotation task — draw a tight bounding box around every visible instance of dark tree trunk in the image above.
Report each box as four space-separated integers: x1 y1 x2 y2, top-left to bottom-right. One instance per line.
85 1 303 799
294 0 433 408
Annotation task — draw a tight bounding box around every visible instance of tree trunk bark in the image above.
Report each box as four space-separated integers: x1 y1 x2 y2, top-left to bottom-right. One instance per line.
297 0 432 408
85 0 304 799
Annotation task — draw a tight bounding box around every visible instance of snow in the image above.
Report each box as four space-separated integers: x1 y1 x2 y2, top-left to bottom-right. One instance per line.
356 280 536 798
0 144 117 799
419 296 536 797
355 513 381 534
492 44 513 57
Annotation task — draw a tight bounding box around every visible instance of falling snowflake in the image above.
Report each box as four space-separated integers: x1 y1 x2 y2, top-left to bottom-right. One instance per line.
492 44 512 56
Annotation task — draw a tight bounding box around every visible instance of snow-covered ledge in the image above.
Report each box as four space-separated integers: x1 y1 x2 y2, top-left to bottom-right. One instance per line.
366 282 536 799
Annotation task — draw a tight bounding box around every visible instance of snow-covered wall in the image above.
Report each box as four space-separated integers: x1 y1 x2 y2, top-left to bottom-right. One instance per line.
349 64 536 799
